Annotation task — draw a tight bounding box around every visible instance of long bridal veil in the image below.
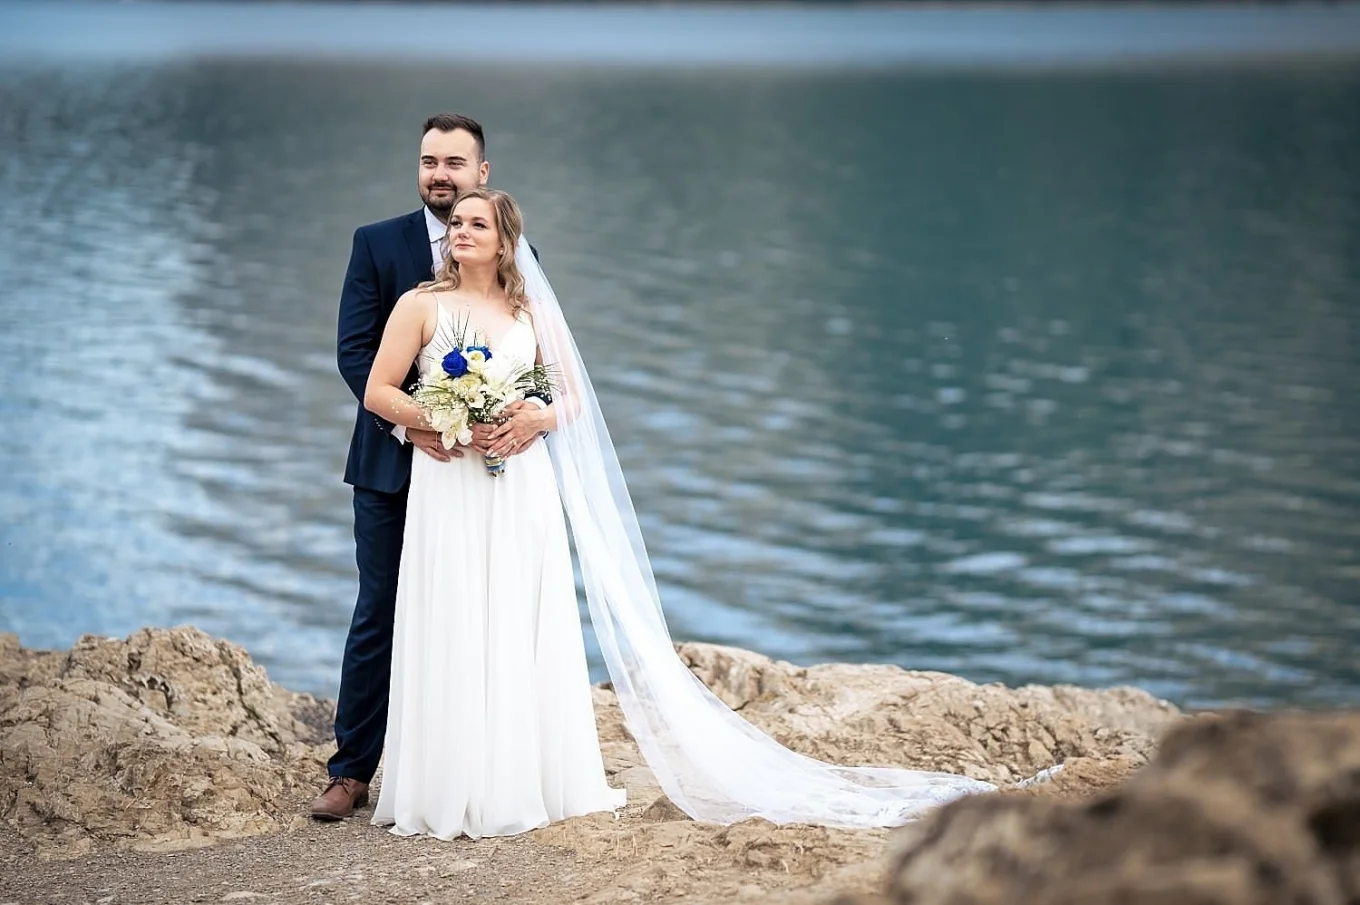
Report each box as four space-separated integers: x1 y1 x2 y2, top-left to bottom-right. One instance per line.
517 236 995 827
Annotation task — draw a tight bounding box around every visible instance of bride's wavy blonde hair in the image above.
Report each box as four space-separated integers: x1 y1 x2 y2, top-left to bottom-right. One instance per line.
424 187 528 313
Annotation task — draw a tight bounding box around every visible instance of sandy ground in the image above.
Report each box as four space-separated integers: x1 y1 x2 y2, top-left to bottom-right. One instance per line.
0 785 896 905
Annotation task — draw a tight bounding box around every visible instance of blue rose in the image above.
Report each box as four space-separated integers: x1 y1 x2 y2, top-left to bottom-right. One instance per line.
466 344 493 361
441 349 468 377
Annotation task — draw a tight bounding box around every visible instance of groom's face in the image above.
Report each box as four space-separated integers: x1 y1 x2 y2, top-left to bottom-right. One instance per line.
418 128 490 216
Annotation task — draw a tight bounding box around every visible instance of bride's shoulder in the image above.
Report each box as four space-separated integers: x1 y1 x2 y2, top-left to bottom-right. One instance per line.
397 284 440 305
394 285 442 318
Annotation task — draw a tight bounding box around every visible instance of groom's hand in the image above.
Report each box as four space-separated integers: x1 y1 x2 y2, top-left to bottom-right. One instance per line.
408 428 460 462
470 422 496 456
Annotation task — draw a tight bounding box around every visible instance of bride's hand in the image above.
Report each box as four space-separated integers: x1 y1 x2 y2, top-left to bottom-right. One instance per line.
488 401 545 458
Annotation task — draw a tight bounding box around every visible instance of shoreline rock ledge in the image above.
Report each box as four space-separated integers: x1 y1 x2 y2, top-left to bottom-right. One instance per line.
3 627 1355 904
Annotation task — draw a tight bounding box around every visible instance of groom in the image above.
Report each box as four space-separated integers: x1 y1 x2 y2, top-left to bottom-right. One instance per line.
314 113 537 820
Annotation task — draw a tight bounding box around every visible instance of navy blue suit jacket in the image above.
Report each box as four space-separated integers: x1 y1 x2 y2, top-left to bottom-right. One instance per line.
337 209 433 494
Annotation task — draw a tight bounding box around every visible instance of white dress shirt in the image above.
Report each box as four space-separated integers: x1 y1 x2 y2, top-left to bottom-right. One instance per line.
390 207 544 447
424 204 449 273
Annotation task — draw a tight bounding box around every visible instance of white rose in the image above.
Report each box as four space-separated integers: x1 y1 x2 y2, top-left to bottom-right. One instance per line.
452 374 480 397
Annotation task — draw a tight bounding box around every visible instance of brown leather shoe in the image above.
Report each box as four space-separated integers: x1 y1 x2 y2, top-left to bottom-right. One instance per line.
310 776 370 821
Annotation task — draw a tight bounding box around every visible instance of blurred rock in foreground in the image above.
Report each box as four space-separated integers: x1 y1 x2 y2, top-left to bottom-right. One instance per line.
834 709 1360 905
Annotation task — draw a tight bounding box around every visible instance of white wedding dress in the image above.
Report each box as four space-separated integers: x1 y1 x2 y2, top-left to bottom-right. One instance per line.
371 307 626 840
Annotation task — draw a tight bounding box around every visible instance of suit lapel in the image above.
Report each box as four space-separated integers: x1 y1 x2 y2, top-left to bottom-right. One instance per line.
402 209 435 284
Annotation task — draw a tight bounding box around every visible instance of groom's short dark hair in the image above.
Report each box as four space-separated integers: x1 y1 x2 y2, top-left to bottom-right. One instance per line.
422 114 485 159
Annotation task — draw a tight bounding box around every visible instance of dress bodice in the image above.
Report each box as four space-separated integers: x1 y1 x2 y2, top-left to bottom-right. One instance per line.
418 306 536 381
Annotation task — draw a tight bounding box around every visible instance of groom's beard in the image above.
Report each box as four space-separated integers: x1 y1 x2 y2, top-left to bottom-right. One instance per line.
422 186 457 215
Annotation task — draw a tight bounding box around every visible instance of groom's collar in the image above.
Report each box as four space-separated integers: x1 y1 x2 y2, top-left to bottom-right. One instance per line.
422 206 445 245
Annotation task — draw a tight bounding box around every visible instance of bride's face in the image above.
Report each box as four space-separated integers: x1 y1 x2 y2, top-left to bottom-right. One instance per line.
447 198 502 268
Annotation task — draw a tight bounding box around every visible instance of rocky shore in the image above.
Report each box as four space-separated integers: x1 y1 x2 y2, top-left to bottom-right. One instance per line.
1 627 1355 905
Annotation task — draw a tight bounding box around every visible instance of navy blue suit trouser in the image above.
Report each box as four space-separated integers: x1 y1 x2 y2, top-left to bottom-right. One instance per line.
328 484 408 782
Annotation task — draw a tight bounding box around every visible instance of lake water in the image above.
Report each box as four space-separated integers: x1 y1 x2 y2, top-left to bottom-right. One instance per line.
1 2 1358 709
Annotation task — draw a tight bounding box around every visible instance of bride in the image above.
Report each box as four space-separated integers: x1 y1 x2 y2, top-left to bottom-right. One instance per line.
363 187 994 840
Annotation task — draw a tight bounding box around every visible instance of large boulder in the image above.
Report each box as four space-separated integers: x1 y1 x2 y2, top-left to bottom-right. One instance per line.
676 642 1180 787
0 628 332 854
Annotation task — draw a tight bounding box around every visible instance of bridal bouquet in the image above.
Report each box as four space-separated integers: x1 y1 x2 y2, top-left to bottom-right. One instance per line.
412 318 556 477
